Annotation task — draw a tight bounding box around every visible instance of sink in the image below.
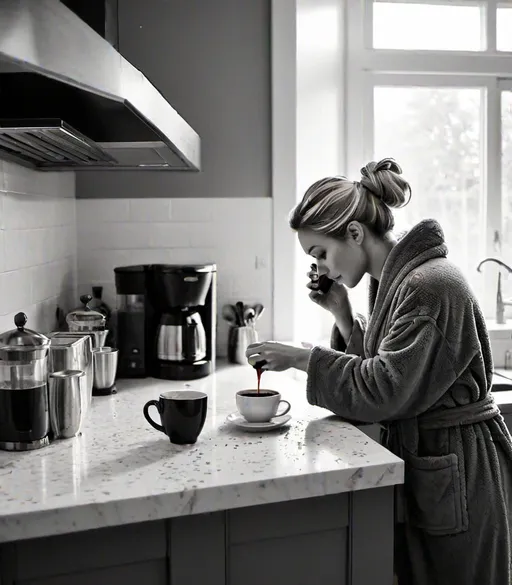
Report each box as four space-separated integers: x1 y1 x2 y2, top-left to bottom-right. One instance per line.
492 369 512 392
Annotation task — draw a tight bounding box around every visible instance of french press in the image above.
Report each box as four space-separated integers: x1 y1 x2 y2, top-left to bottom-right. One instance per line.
0 313 51 451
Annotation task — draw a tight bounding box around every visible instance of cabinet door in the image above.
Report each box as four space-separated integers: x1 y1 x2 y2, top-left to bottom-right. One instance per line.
19 561 166 585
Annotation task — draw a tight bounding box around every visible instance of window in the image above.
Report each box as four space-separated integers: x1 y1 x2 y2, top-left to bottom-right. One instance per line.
342 0 512 323
501 88 512 261
373 2 484 51
291 0 512 344
373 84 485 300
497 5 512 52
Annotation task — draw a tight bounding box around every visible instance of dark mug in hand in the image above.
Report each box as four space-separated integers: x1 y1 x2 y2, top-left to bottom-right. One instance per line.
310 263 334 294
143 390 208 445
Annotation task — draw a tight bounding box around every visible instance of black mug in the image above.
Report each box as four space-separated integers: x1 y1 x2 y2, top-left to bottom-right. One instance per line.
143 390 208 445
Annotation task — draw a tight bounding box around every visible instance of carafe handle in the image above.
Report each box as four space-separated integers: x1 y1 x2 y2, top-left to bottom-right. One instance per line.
187 320 198 359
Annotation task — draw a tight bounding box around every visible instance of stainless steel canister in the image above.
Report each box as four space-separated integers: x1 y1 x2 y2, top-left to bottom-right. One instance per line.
48 334 93 414
92 347 118 395
49 370 85 439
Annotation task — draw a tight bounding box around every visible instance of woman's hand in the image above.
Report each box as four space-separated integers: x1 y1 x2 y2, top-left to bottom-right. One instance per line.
245 341 311 372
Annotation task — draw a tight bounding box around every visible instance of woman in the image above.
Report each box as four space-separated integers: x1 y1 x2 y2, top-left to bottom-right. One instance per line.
246 158 512 585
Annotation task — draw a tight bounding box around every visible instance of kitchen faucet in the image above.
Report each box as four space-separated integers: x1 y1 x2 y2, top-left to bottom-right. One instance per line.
476 257 512 324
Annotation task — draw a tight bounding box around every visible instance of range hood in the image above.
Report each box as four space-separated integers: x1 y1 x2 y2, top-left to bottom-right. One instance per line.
0 0 200 171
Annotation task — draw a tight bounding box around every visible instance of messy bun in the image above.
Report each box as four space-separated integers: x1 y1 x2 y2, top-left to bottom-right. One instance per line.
289 158 412 238
359 158 411 209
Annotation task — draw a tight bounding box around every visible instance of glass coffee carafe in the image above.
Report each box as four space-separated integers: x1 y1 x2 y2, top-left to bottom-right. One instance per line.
0 313 51 451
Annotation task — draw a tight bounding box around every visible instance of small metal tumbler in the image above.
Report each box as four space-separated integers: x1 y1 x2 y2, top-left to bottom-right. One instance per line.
49 370 85 439
227 326 258 365
92 347 118 395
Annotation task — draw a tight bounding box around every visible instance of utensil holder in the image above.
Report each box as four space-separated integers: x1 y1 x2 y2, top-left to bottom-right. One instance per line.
227 326 258 365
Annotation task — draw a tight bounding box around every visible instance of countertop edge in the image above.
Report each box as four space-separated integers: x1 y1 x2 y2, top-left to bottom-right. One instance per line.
0 462 404 543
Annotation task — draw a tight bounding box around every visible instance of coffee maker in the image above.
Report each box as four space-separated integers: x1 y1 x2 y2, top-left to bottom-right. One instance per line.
114 264 217 380
114 265 151 378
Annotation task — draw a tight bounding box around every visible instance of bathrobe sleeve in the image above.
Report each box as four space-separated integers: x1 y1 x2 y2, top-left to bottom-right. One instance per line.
330 314 366 356
307 314 460 423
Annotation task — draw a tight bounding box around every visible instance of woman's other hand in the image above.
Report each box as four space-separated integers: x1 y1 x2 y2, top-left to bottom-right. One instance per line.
245 341 311 372
306 265 350 316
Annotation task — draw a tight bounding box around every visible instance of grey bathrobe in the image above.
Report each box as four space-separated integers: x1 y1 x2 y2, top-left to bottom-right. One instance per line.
306 219 512 585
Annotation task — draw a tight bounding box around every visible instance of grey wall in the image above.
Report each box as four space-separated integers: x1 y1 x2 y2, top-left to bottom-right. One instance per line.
76 0 271 199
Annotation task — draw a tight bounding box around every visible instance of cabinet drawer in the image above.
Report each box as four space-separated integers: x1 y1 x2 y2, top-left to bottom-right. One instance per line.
14 521 166 580
229 493 349 544
19 560 167 585
230 530 347 585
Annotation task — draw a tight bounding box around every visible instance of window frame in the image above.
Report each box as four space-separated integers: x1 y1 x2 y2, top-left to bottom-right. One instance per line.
272 0 512 341
346 0 512 318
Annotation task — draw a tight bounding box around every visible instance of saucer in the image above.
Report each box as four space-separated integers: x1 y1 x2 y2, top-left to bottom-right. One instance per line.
226 412 292 432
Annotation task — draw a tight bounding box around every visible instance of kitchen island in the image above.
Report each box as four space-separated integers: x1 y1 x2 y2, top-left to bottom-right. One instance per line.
0 364 403 585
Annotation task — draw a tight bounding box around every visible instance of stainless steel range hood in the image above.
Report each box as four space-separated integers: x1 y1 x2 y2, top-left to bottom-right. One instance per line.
0 0 200 171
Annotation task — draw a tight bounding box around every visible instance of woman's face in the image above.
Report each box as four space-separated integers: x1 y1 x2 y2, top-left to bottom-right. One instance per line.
297 226 367 288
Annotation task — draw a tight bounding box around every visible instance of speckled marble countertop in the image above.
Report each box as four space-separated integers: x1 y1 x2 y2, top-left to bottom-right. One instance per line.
0 363 404 543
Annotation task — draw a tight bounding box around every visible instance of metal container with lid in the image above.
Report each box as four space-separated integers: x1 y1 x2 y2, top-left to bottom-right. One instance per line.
0 312 51 451
48 333 93 415
66 294 107 332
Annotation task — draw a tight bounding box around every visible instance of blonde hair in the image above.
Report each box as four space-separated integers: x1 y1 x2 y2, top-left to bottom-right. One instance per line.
289 158 411 238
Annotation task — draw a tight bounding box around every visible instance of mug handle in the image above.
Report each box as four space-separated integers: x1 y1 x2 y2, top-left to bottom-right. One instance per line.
276 400 291 417
143 400 165 433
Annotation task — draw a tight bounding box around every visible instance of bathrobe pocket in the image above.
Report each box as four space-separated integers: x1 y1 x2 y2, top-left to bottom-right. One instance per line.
404 452 468 535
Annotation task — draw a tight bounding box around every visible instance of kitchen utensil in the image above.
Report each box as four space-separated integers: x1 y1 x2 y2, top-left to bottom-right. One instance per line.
253 303 265 321
92 347 119 395
244 307 256 325
235 301 245 327
48 334 93 416
222 304 238 324
227 326 258 365
49 369 85 439
0 313 51 451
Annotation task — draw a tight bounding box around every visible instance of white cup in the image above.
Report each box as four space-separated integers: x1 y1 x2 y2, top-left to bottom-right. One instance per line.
235 389 291 423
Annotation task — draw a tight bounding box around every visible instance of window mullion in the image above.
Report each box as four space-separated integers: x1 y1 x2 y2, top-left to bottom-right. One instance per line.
483 79 502 316
486 0 498 52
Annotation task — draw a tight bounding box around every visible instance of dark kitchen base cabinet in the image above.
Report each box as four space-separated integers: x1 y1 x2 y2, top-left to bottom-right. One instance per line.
0 487 394 585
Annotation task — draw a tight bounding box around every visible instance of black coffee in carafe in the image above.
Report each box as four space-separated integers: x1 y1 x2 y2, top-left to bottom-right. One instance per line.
0 313 50 451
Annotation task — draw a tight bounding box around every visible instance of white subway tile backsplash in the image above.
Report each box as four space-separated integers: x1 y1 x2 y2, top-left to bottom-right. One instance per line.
129 199 172 222
170 198 215 222
1 269 33 315
76 197 273 355
76 199 130 224
0 162 77 332
149 222 191 248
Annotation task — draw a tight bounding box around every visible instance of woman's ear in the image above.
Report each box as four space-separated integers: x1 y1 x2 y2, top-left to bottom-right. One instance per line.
347 221 364 245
